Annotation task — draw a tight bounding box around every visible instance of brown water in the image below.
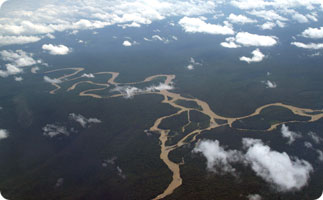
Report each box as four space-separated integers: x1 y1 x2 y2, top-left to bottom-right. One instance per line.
45 68 323 199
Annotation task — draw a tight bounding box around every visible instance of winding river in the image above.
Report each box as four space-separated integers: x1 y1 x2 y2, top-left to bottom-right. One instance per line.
45 68 323 199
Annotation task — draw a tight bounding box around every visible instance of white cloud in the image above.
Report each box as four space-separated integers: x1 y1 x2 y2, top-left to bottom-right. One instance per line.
304 141 313 149
186 57 202 70
231 0 323 10
69 113 102 128
81 73 95 78
317 150 323 162
42 44 71 55
178 17 234 35
193 140 243 174
260 22 276 30
111 82 174 98
235 32 277 47
275 20 285 28
240 49 265 63
0 35 41 46
0 64 22 78
221 37 241 48
194 138 313 191
291 42 323 50
264 80 277 88
0 1 219 46
0 50 36 67
292 13 309 23
242 138 313 191
187 64 194 70
306 14 318 22
14 76 23 81
55 178 64 188
122 40 132 47
227 14 257 24
0 0 8 9
111 86 142 98
247 194 262 200
302 27 323 39
281 124 301 144
152 35 169 43
43 76 62 84
42 124 69 138
248 10 288 21
146 82 174 91
0 191 8 200
116 166 126 179
118 21 141 29
31 66 40 74
0 129 8 140
46 33 55 39
0 50 37 78
308 132 322 144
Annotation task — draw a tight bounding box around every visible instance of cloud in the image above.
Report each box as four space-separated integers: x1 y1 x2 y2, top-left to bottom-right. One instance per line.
276 20 286 28
187 64 194 70
247 194 262 200
292 13 309 23
231 0 270 9
0 50 37 67
116 166 126 179
111 81 174 98
317 150 323 162
0 50 38 78
304 141 313 149
263 80 277 88
227 14 257 24
291 42 323 50
0 0 219 46
55 178 64 188
42 124 69 138
306 14 318 22
81 73 95 78
42 44 70 55
242 138 313 191
0 64 23 78
111 86 142 98
0 0 8 9
0 129 8 140
122 40 132 47
235 32 277 47
193 140 243 174
0 35 41 46
14 76 23 81
178 17 234 35
281 124 301 144
31 66 40 74
152 35 169 43
186 57 202 70
0 191 8 200
43 76 62 84
248 10 288 21
302 27 323 39
194 138 313 191
146 82 174 91
240 49 265 63
308 132 323 144
221 37 241 48
231 0 323 10
69 113 102 128
260 22 276 30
